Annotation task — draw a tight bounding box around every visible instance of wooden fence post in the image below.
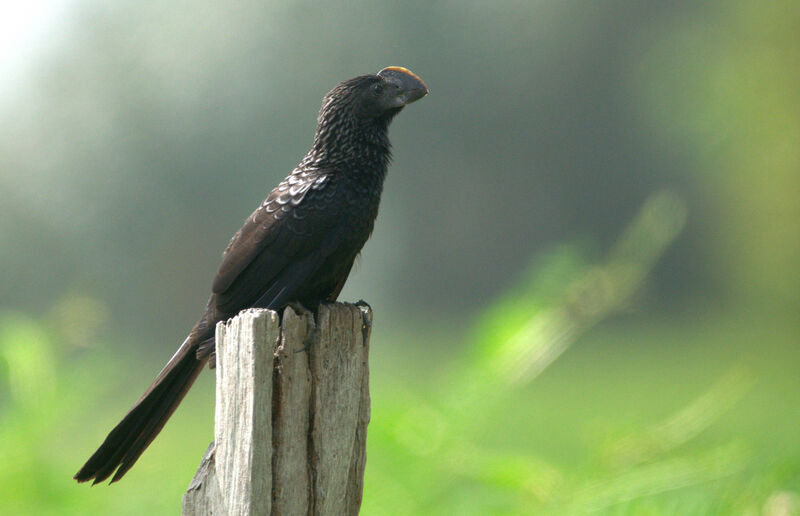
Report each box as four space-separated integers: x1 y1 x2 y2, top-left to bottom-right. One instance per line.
181 302 372 516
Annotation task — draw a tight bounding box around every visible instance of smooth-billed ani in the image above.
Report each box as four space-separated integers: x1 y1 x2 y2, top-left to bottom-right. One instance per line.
74 66 427 484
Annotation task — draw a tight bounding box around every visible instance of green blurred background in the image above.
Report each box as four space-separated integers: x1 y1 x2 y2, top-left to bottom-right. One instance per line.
1 1 798 514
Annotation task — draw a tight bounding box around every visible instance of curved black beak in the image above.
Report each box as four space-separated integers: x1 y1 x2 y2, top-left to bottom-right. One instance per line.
377 66 428 106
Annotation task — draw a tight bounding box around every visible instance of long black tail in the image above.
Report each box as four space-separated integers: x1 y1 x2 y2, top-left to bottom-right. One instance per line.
74 337 206 484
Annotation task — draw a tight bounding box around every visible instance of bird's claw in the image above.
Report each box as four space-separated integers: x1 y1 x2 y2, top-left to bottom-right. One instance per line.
355 300 372 330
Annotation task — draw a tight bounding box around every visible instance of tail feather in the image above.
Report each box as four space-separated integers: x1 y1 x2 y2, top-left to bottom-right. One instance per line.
74 340 206 484
112 357 203 482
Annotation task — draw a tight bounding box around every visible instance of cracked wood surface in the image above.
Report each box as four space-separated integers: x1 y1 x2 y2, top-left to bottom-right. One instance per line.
182 303 372 516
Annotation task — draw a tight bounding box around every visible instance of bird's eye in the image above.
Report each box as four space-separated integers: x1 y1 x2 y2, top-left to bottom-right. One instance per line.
371 83 384 95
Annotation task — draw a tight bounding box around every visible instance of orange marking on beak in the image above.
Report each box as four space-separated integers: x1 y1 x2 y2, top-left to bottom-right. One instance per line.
382 66 427 90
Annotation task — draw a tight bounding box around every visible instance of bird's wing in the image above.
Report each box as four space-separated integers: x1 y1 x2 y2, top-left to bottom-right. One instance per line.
211 170 339 313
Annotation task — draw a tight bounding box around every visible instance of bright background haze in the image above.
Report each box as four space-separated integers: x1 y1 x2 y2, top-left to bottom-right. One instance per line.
1 1 798 514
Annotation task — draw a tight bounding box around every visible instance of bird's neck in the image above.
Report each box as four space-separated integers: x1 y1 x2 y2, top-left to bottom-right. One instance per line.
305 112 393 173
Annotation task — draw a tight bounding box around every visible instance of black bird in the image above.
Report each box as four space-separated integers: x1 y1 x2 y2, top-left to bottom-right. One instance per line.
74 66 427 484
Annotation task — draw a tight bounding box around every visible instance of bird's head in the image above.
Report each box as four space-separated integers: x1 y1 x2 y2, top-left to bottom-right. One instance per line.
320 66 428 124
310 67 427 165
367 66 428 116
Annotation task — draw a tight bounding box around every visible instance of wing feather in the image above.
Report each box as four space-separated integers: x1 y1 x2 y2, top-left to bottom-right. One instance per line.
211 169 340 314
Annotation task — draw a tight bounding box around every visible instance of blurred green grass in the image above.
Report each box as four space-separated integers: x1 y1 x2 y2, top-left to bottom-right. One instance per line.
1 310 799 515
372 313 800 515
3 310 796 515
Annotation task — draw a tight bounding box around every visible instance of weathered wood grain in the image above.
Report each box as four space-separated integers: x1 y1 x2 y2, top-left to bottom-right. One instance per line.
182 303 372 516
272 307 313 516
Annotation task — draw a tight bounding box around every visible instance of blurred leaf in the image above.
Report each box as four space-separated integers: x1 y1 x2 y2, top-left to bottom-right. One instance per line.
476 190 686 387
0 312 56 409
568 443 749 514
601 365 754 468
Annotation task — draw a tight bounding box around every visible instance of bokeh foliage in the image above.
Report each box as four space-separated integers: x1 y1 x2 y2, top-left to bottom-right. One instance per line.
634 0 800 308
1 0 799 514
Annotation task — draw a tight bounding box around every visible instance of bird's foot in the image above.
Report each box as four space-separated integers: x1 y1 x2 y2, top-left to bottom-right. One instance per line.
355 300 372 330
